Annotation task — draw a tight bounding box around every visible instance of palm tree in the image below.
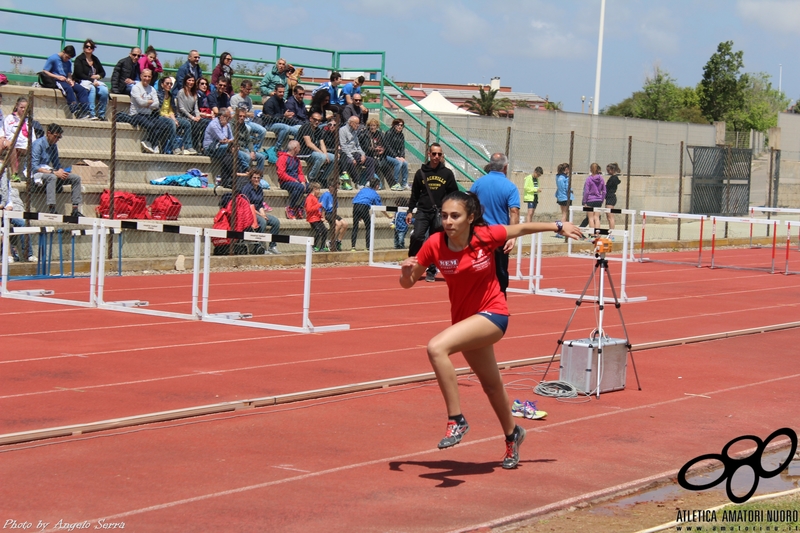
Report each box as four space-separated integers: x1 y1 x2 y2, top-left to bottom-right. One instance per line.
461 87 513 116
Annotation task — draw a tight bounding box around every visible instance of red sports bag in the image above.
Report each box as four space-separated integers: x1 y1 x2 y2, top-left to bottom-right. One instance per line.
150 193 182 220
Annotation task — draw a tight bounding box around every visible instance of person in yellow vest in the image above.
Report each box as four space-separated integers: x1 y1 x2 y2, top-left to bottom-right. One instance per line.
523 166 542 223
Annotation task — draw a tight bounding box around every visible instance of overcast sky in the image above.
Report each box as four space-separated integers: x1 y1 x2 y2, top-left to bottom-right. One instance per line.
1 0 797 112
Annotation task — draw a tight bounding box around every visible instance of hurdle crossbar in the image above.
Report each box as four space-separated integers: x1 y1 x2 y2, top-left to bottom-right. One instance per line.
95 220 203 320
368 205 407 269
2 211 100 307
639 211 707 267
568 205 637 262
710 215 780 273
202 229 350 333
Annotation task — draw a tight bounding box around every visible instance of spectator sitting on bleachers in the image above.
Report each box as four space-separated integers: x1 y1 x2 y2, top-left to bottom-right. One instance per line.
31 123 83 216
157 77 192 155
72 39 108 121
298 112 334 185
360 118 402 190
339 116 376 189
196 78 214 119
2 168 35 262
320 181 347 252
129 69 169 154
208 79 232 118
240 168 281 254
285 84 309 123
277 139 310 220
175 75 209 155
312 72 343 112
233 107 265 172
3 97 34 179
260 84 302 151
138 46 163 88
173 50 202 97
211 52 234 95
309 89 332 119
341 94 369 128
230 80 266 152
202 111 236 188
341 76 365 105
40 45 90 119
259 58 292 98
383 118 410 190
110 47 141 95
305 182 328 252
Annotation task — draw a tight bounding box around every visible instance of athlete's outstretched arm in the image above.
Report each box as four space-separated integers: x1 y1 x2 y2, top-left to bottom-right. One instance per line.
399 256 428 289
503 220 583 240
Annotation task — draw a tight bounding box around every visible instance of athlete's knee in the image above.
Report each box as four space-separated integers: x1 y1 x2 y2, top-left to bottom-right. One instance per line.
426 338 450 363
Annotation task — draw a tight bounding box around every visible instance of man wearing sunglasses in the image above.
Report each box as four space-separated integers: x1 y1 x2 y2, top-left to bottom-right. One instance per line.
406 144 459 282
111 47 142 95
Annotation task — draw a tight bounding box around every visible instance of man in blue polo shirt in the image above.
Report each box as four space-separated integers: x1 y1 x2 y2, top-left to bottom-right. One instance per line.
470 152 520 297
41 46 90 119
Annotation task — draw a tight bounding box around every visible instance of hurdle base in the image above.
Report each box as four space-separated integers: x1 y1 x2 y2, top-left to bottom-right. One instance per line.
201 314 350 334
7 289 55 297
104 300 149 308
206 312 254 320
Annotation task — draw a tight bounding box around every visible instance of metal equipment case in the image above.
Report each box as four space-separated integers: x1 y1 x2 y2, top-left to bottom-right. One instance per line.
559 337 628 394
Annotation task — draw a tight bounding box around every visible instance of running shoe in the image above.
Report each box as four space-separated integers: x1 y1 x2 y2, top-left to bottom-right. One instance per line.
523 400 547 420
425 270 436 283
438 418 470 449
502 425 526 469
390 183 403 191
511 399 526 418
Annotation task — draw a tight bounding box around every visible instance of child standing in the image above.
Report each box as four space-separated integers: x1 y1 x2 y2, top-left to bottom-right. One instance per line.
305 182 328 252
582 163 606 230
320 182 348 252
393 197 410 249
351 177 390 251
523 166 542 223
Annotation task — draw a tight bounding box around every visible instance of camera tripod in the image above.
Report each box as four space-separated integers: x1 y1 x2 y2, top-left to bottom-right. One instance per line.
541 235 642 398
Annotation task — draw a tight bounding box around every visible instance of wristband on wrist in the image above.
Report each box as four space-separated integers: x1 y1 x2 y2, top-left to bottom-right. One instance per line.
554 220 563 234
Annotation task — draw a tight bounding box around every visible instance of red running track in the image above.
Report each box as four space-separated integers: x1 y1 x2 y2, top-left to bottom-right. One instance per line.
0 252 799 531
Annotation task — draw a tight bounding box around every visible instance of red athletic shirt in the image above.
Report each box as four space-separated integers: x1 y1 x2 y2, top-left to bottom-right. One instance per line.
416 225 509 324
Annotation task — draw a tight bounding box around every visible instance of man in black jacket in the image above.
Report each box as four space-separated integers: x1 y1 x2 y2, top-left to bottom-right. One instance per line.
406 143 459 282
260 84 301 150
110 47 141 95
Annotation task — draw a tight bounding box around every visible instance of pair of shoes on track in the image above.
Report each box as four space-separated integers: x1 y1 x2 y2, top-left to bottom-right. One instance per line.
511 399 547 420
437 418 526 470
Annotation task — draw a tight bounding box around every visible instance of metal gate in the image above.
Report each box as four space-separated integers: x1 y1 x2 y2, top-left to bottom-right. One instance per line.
687 146 752 215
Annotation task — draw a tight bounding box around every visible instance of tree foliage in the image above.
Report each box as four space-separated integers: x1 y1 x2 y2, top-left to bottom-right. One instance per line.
461 87 513 116
699 41 746 123
603 41 787 132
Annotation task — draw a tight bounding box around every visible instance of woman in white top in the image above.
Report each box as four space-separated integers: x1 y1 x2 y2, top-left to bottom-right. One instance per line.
3 97 34 178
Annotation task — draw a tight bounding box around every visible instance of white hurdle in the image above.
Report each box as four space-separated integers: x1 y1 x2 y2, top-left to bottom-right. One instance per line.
568 205 637 262
2 210 100 307
96 219 204 320
508 228 646 303
509 233 538 282
709 215 780 273
368 205 407 269
639 211 708 268
201 229 350 334
749 206 800 250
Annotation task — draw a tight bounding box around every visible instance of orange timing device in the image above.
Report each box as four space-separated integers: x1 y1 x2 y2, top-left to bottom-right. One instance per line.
594 237 613 255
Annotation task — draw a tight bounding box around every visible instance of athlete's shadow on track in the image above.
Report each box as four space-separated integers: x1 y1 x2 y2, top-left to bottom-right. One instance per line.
389 459 555 488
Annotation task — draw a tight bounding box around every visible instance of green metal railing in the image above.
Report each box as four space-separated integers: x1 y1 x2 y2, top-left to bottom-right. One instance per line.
0 8 385 89
380 79 489 182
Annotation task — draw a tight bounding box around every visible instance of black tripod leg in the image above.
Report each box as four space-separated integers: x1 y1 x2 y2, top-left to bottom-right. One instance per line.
541 259 600 380
602 260 642 391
